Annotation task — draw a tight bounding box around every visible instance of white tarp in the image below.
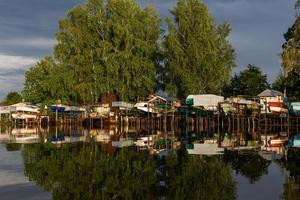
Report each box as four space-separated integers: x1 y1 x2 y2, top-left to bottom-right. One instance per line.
187 94 224 108
112 101 133 109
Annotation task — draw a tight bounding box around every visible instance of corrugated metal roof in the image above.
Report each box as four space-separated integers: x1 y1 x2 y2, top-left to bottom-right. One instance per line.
257 89 283 97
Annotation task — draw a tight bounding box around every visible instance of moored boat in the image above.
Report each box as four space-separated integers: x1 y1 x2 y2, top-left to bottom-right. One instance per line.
268 102 288 113
261 135 288 148
287 134 300 148
134 102 158 113
289 102 300 116
134 136 153 147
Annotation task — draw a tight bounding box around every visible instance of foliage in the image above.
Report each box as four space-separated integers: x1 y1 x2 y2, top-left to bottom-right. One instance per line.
222 64 270 97
281 148 300 200
2 92 22 105
23 0 160 104
282 177 300 200
272 70 300 102
163 0 235 98
22 143 236 199
224 151 271 184
281 17 300 75
157 153 236 200
6 143 22 151
22 144 157 200
22 57 75 104
54 0 160 102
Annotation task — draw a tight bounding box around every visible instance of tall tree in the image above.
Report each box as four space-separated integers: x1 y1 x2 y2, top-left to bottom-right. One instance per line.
163 0 235 99
222 64 270 97
2 91 22 105
281 1 300 76
22 57 75 104
272 70 300 101
54 0 160 102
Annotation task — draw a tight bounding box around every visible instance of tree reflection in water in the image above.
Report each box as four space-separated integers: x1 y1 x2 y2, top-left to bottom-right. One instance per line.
158 151 236 200
22 143 236 200
281 148 300 200
224 151 271 184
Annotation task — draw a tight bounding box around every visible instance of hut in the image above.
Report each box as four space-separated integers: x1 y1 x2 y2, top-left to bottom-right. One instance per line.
257 89 287 113
9 102 40 123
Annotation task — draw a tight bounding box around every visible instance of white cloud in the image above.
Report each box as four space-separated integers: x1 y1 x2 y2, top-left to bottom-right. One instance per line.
0 37 57 49
0 54 39 99
0 54 38 71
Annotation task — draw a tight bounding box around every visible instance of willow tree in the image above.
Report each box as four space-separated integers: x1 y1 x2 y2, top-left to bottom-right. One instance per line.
163 0 235 98
54 0 160 102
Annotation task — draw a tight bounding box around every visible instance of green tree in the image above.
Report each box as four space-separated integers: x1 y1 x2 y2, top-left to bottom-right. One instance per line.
281 17 300 76
163 0 235 98
54 0 160 102
272 70 300 101
222 64 270 97
278 6 300 100
2 91 22 105
22 57 75 104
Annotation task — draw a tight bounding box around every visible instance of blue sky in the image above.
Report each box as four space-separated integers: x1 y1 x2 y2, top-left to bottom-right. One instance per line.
0 0 295 100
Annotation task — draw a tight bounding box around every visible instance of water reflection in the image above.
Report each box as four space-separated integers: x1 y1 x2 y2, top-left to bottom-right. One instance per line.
224 151 271 184
22 143 236 200
281 148 300 200
0 125 300 199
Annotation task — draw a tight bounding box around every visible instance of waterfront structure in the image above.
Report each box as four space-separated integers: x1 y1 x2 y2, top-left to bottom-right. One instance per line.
258 89 287 113
10 102 40 120
185 94 224 111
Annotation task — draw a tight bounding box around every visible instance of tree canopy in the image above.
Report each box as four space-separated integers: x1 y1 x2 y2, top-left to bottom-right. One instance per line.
22 0 236 103
281 14 300 76
222 64 270 97
23 0 160 104
163 0 235 98
272 70 300 101
1 91 22 105
22 57 75 104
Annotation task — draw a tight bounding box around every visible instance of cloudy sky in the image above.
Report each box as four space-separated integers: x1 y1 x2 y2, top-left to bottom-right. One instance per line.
0 0 295 100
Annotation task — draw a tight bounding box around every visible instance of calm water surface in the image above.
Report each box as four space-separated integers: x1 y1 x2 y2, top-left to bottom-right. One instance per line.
0 127 299 200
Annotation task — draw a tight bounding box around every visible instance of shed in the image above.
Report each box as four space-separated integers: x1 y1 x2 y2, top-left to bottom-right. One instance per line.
186 94 224 110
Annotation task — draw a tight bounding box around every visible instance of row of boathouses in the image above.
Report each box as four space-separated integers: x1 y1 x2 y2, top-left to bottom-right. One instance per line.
0 89 299 127
1 89 300 157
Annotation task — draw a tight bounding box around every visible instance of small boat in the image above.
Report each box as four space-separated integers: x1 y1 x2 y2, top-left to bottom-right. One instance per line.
289 102 300 116
287 134 300 148
134 136 153 147
134 102 158 113
11 113 38 120
220 102 237 114
268 102 288 113
261 135 288 147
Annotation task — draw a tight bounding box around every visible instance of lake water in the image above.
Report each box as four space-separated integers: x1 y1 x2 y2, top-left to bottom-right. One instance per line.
0 127 299 200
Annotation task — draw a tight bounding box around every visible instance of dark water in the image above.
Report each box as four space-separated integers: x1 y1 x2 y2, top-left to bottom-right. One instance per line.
0 127 299 200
